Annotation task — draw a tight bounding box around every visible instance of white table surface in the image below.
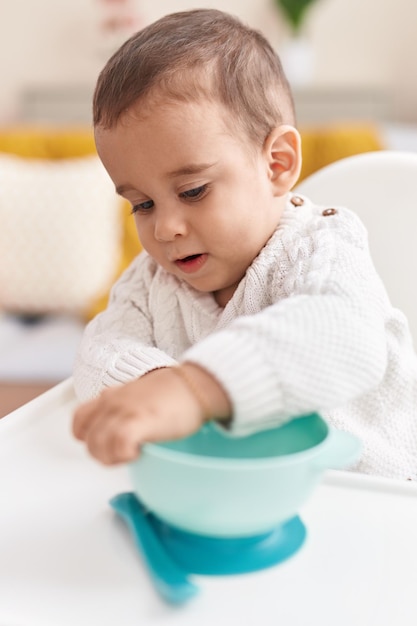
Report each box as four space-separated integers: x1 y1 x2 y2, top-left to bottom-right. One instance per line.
0 378 416 626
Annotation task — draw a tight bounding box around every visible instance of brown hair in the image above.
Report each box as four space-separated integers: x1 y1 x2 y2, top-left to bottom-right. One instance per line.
93 9 295 146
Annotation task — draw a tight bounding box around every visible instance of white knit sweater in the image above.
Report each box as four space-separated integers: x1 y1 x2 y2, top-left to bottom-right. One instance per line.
74 195 417 480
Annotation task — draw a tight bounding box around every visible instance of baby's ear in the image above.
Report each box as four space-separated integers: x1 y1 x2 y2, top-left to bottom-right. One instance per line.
263 125 302 196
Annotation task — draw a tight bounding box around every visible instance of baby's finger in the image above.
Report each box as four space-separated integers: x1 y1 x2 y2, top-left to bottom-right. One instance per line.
85 412 148 465
72 397 101 441
102 409 200 464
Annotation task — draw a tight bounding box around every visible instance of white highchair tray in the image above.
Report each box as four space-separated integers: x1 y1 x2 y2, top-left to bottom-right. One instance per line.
0 379 416 626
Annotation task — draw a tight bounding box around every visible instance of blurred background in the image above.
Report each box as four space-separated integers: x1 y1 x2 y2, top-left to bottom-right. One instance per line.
1 0 416 415
0 0 416 125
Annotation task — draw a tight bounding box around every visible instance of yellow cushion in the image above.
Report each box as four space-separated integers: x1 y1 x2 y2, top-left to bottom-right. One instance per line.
298 123 382 182
0 127 97 158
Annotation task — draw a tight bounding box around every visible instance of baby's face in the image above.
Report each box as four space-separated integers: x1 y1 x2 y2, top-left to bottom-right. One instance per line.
95 99 284 307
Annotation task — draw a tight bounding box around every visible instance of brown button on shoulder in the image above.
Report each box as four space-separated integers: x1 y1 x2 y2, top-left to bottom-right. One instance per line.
322 208 338 216
290 195 304 207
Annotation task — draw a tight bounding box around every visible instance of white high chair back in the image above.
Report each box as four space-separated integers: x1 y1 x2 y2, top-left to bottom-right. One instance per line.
295 150 417 343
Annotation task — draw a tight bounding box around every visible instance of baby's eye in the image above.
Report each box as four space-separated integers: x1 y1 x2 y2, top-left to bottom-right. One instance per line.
179 185 208 201
131 199 154 214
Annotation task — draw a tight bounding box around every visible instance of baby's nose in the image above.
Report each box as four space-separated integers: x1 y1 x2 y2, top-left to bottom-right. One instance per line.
154 207 188 242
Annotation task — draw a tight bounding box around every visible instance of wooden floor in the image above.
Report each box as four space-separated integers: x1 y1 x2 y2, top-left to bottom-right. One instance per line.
0 383 55 418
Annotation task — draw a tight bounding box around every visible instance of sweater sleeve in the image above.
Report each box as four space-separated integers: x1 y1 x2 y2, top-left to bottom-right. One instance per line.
182 209 389 435
73 253 177 401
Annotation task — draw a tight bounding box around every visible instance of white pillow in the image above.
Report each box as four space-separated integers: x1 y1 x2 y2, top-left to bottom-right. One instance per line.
0 153 121 315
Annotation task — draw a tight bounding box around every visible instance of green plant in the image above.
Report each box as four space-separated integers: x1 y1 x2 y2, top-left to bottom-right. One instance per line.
273 0 319 34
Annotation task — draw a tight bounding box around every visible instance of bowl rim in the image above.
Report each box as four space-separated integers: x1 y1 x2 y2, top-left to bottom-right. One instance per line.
133 419 332 471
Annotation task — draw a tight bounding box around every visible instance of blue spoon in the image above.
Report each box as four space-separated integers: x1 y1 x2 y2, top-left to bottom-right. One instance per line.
110 492 199 605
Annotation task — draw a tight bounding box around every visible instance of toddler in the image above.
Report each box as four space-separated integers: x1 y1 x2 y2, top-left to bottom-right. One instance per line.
72 8 417 480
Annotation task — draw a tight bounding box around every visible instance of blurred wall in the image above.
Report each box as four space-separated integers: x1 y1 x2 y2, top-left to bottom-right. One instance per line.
0 0 415 123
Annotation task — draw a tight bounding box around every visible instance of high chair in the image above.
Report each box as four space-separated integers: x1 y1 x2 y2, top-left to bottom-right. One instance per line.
0 152 417 625
295 150 417 343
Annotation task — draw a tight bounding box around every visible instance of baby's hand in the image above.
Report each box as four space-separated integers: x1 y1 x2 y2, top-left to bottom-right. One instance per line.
72 364 231 465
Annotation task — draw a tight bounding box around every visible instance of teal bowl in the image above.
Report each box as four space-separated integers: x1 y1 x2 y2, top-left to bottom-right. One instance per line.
128 413 361 538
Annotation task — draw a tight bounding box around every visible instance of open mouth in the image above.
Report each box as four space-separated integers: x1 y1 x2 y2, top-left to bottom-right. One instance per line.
181 254 201 262
175 253 207 273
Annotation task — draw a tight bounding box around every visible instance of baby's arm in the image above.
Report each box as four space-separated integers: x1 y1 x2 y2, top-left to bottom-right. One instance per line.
73 363 231 464
73 253 177 401
73 253 232 464
183 291 387 436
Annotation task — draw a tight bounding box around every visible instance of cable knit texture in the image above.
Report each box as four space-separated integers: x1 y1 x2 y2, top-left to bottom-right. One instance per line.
73 195 417 480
